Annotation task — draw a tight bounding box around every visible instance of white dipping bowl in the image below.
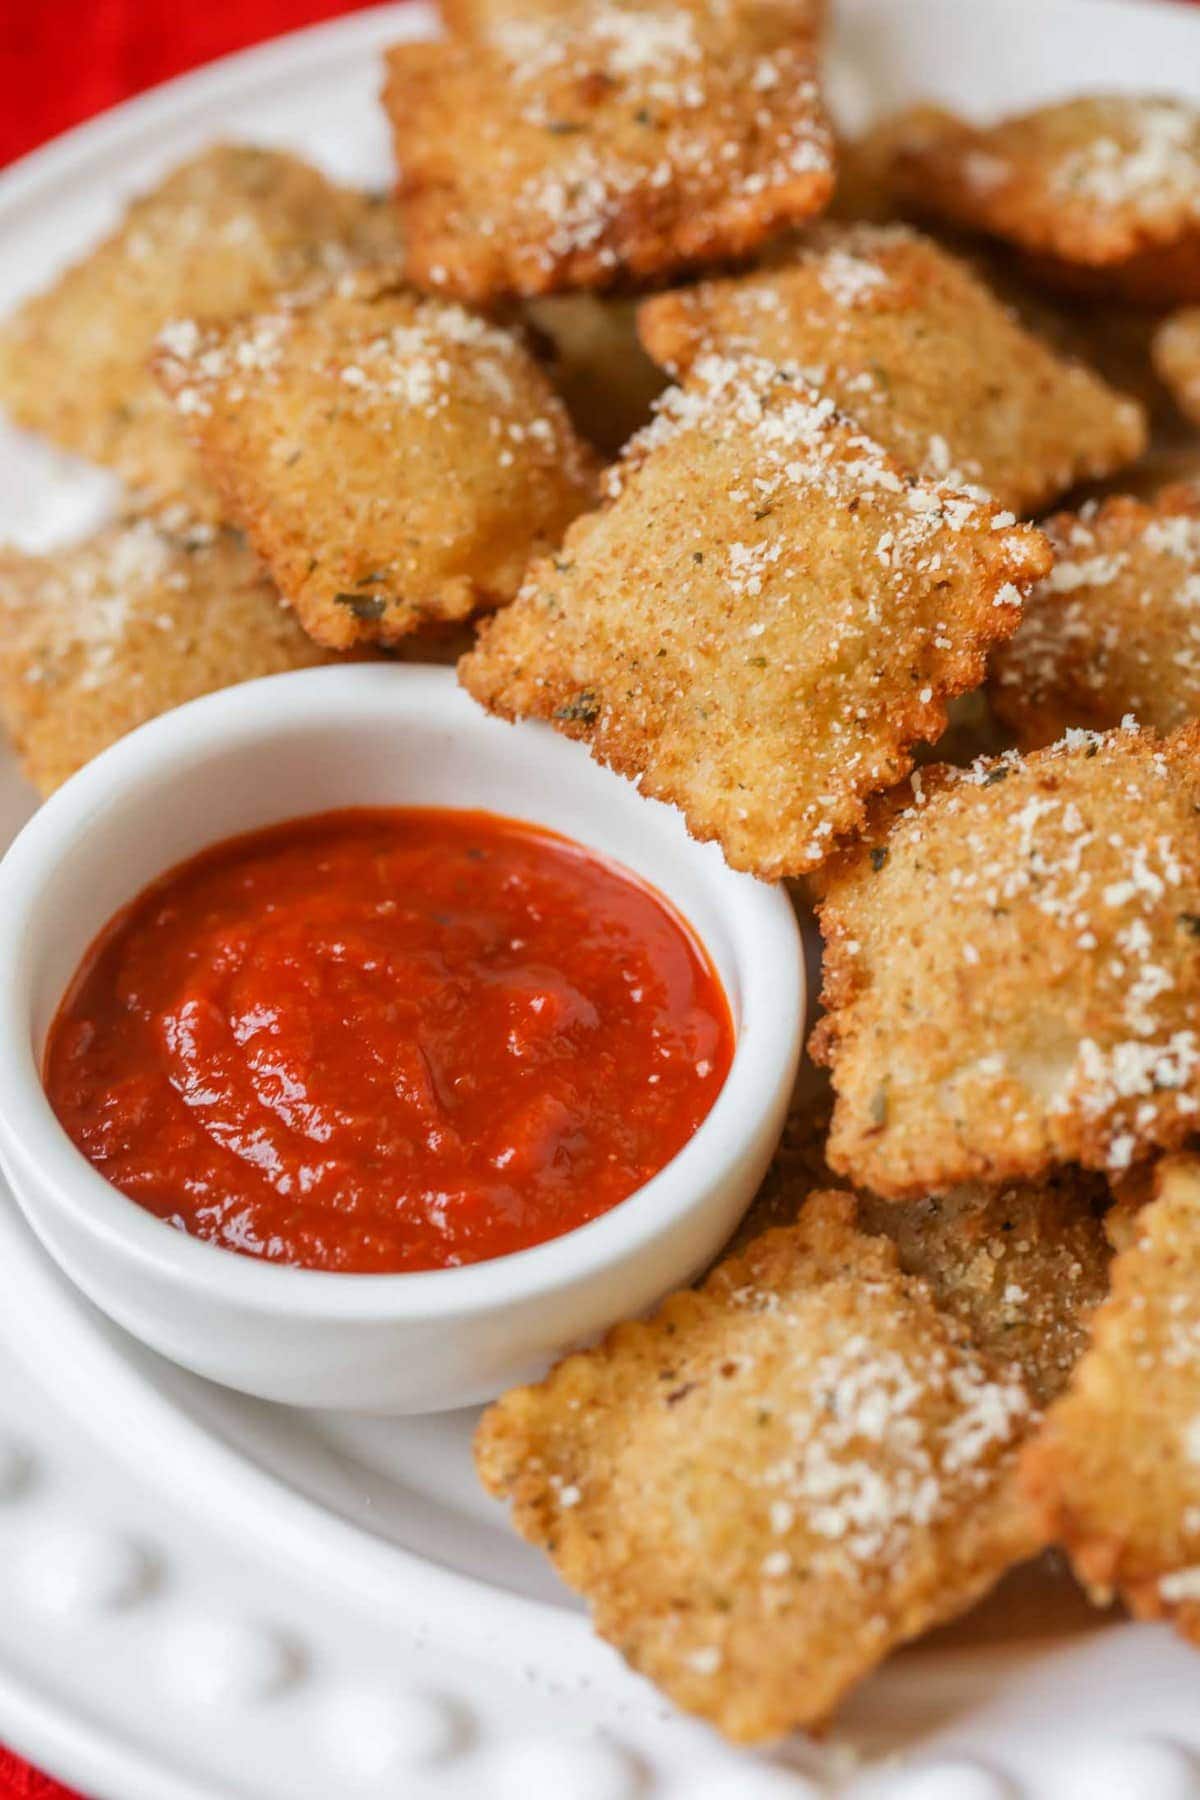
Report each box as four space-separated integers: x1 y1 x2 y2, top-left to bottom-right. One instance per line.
0 665 802 1413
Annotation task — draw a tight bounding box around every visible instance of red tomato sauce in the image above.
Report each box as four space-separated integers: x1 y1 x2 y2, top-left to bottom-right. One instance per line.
44 809 734 1273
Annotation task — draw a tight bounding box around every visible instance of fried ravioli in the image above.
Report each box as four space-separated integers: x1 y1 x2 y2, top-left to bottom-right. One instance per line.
1022 1153 1200 1638
828 106 964 226
733 1081 1111 1406
0 515 331 795
524 293 666 453
811 723 1200 1197
888 95 1200 305
638 223 1145 515
442 0 826 38
1155 308 1200 426
990 485 1200 746
460 353 1050 879
0 146 403 512
1077 445 1200 507
439 0 582 35
154 271 597 649
476 1190 1040 1742
857 1174 1111 1409
726 1074 836 1250
383 0 834 301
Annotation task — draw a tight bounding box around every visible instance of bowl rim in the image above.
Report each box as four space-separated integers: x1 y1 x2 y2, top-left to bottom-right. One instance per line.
0 663 803 1322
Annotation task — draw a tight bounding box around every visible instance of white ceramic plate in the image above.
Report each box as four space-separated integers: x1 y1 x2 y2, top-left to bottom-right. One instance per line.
2 3 1200 1796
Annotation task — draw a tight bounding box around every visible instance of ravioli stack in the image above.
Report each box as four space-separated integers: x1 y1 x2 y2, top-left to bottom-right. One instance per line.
4 0 1200 1749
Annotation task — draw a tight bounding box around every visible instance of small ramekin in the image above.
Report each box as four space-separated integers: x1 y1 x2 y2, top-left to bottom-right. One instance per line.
0 665 802 1413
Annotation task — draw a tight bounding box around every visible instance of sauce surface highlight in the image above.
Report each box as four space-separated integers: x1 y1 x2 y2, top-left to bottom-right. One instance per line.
45 808 734 1273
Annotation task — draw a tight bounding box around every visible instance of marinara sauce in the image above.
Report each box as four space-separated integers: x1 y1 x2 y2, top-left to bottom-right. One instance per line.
44 809 734 1273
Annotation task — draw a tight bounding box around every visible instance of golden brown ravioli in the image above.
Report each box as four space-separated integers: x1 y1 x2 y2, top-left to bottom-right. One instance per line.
383 0 834 299
812 723 1200 1197
460 353 1050 878
155 271 596 649
991 484 1200 745
1023 1152 1200 1642
638 223 1145 515
477 1190 1042 1742
0 145 403 512
888 95 1200 305
0 515 331 794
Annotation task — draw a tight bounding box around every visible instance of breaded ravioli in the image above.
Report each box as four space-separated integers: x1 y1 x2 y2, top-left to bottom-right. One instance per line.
1155 308 1200 426
460 353 1051 879
899 235 1185 442
524 293 666 454
476 1190 1040 1743
857 1175 1111 1409
888 95 1200 305
383 0 834 300
1012 300 1193 455
0 146 403 511
733 1081 1111 1406
0 515 331 795
828 106 964 226
442 0 826 39
638 224 1145 515
439 0 580 35
990 485 1200 746
1081 445 1200 506
811 723 1200 1198
1022 1153 1200 1638
154 271 597 650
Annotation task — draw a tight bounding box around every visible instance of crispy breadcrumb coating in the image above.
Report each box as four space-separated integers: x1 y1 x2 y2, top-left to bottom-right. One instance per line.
812 723 1200 1196
0 515 330 793
460 352 1050 878
991 485 1200 746
638 223 1145 515
0 145 403 513
476 1190 1041 1742
889 95 1200 305
154 271 596 649
856 1175 1111 1409
733 1082 1111 1406
384 0 834 300
1023 1152 1200 1642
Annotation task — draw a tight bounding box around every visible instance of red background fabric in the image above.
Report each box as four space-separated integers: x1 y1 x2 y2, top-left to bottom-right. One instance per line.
0 1743 83 1800
2 0 374 169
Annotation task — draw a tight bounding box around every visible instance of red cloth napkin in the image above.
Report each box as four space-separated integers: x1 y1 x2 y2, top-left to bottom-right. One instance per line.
0 1745 83 1800
3 0 375 168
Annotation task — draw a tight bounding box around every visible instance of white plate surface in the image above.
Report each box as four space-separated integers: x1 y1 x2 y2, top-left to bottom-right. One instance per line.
2 3 1200 1796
